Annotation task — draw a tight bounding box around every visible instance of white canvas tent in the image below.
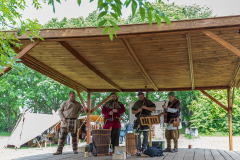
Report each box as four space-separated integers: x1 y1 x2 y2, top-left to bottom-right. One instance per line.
7 113 60 148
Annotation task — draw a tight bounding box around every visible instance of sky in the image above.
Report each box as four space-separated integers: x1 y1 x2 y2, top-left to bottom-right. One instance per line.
20 0 240 25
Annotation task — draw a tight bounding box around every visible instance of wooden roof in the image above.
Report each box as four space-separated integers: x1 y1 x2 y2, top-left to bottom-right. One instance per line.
4 15 240 92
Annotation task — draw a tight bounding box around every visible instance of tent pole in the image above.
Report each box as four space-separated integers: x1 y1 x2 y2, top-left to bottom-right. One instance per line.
227 88 233 151
87 91 91 144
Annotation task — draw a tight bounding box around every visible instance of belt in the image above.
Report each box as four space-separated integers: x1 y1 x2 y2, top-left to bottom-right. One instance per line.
65 118 77 120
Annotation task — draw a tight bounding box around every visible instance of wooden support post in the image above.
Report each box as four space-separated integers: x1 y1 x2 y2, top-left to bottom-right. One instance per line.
149 125 152 147
232 81 235 105
227 88 233 151
87 92 91 144
200 90 228 111
75 86 87 111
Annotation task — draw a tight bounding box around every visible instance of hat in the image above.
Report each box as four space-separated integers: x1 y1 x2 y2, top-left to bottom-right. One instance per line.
110 92 116 96
168 91 175 97
137 92 144 96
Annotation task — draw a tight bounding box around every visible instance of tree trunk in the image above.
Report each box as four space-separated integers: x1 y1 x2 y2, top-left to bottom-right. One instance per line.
4 104 11 132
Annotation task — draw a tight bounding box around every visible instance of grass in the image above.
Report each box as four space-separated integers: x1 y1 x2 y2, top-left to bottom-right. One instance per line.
199 132 240 137
0 132 11 136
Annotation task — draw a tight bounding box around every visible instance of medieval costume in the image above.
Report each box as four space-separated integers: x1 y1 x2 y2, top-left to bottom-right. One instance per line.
132 95 156 152
102 98 126 151
54 100 83 154
164 92 182 152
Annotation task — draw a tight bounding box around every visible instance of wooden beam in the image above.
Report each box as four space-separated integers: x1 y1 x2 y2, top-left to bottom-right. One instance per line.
121 38 158 91
229 58 240 88
89 86 228 92
91 96 110 113
22 61 76 90
186 33 195 90
0 39 40 76
58 41 122 92
227 88 233 151
87 92 91 144
200 29 240 57
23 55 88 91
75 86 87 111
10 15 240 40
200 90 228 112
232 81 235 105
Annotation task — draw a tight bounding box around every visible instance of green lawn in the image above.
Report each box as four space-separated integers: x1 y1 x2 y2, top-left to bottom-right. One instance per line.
0 132 11 136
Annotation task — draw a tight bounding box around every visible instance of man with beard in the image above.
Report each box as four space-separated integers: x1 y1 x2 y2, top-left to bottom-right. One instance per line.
102 92 126 152
132 92 156 155
53 91 85 155
158 91 182 153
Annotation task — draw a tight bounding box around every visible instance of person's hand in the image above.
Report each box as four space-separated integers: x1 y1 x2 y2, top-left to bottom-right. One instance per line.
109 111 113 115
158 113 164 117
162 105 168 110
113 109 118 113
142 106 147 109
81 108 84 113
138 108 142 113
62 118 65 122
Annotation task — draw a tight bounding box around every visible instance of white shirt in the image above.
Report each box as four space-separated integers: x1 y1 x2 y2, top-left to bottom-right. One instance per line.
165 108 182 130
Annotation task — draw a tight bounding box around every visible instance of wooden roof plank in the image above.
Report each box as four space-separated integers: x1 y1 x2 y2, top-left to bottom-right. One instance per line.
186 33 195 90
121 38 158 91
58 41 122 92
200 29 240 57
0 39 40 76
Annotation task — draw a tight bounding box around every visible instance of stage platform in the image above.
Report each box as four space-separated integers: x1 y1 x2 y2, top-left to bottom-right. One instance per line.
13 148 240 160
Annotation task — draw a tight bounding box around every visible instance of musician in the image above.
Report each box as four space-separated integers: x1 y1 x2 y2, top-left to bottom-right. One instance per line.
158 91 182 153
132 92 156 154
102 92 126 152
54 91 85 155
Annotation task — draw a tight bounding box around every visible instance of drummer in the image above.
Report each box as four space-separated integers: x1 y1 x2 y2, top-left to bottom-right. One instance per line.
102 93 126 152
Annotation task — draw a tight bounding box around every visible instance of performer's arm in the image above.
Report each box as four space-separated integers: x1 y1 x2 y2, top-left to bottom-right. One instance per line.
167 108 178 113
58 102 65 121
116 104 126 114
142 106 156 111
102 106 109 117
132 109 141 114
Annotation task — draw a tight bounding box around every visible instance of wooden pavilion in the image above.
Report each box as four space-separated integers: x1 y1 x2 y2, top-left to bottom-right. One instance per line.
2 15 240 152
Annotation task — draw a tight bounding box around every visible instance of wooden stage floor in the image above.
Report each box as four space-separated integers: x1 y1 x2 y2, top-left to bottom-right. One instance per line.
13 148 240 160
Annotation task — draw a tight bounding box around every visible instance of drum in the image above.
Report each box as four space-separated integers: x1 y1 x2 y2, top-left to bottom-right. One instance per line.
126 133 138 155
92 129 111 156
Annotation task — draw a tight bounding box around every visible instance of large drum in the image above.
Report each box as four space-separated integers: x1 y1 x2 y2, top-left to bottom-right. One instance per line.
92 129 111 156
126 133 138 155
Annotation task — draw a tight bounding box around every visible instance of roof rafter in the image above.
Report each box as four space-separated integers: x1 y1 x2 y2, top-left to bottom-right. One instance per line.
200 29 240 57
229 58 240 88
121 38 158 91
186 33 195 90
23 55 88 91
58 41 122 92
